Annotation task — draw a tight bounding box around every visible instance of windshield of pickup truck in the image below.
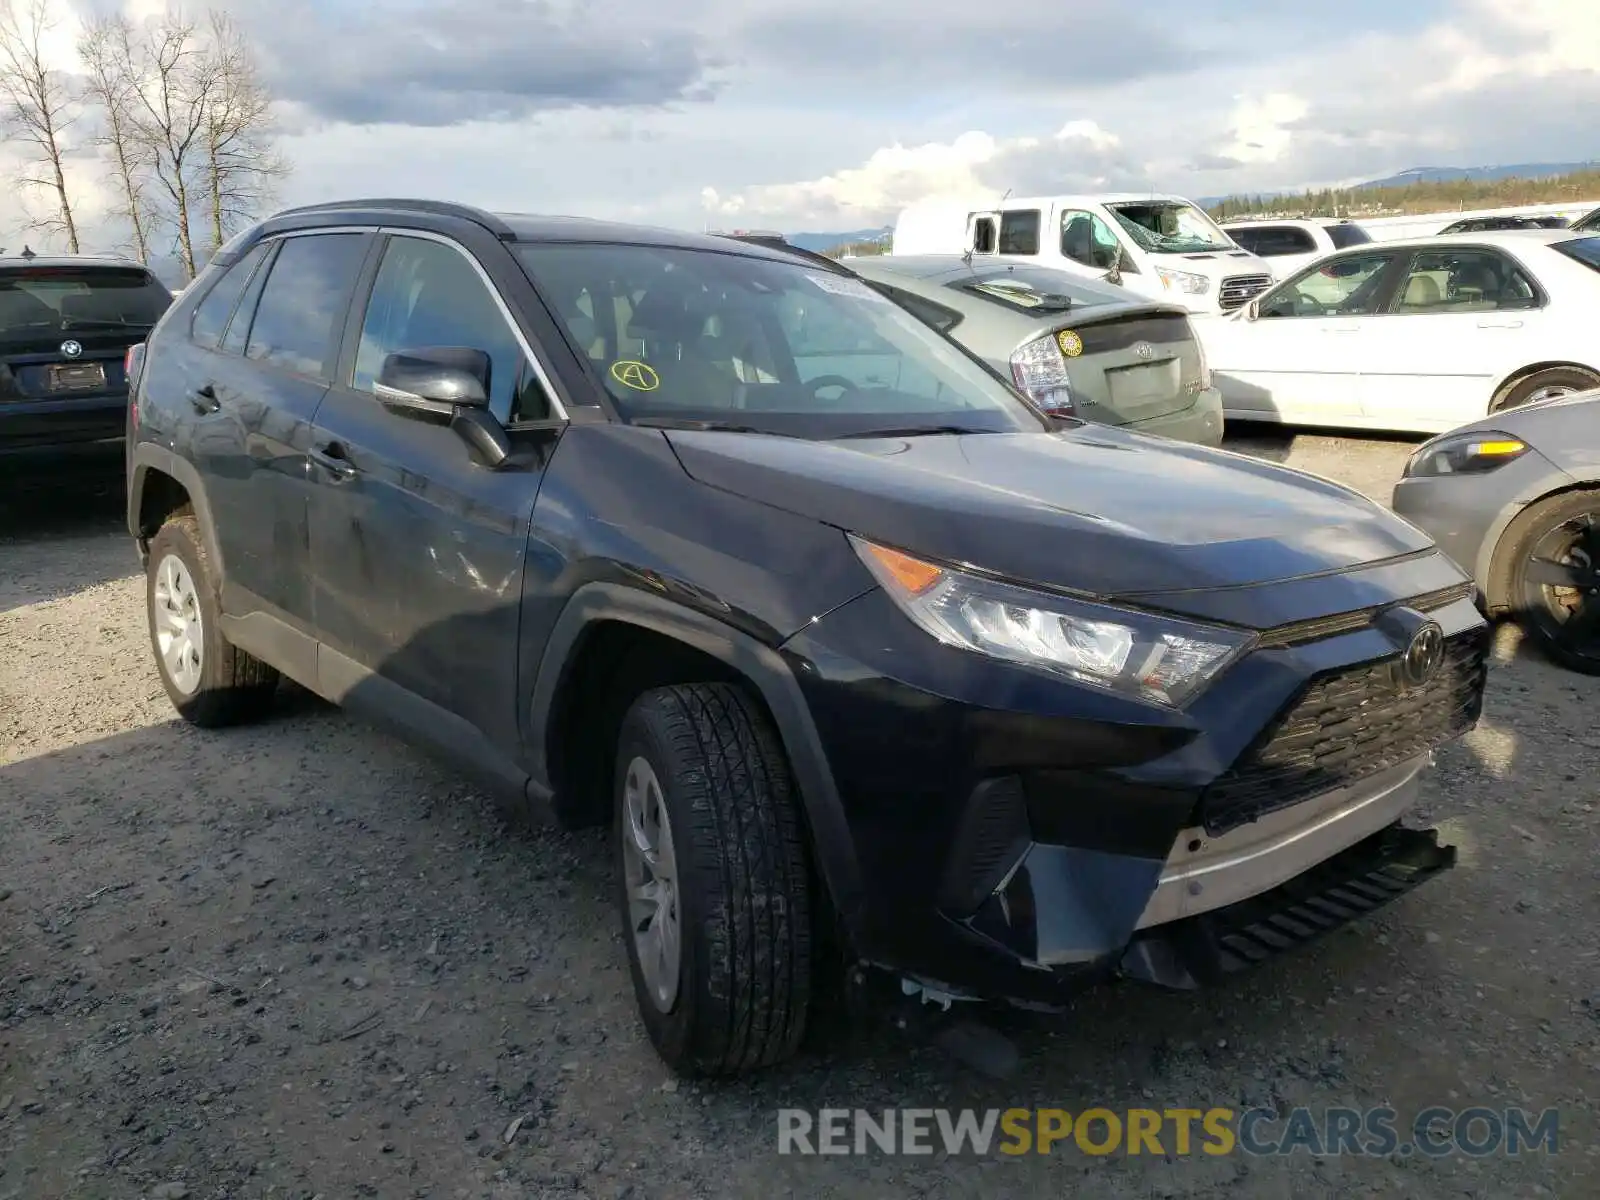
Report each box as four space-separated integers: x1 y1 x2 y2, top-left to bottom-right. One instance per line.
1109 202 1236 254
0 265 171 336
517 242 1048 437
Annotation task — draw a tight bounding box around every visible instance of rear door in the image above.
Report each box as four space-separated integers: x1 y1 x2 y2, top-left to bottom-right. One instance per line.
1355 245 1546 431
184 229 375 631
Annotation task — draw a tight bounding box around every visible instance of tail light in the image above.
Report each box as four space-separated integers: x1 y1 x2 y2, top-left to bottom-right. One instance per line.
1009 334 1074 414
124 342 145 389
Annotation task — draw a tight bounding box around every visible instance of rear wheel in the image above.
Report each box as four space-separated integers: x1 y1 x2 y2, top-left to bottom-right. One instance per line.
1505 491 1600 674
614 682 812 1076
1491 366 1600 413
145 515 280 725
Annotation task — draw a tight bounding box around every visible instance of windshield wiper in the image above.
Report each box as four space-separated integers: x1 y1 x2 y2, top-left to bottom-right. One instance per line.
831 424 985 440
630 415 775 435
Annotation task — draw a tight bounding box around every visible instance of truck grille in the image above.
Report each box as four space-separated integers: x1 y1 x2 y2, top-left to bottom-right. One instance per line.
1199 627 1490 835
1218 274 1273 310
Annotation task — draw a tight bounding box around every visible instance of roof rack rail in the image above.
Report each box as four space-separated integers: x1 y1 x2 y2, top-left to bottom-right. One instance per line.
716 232 849 272
269 198 519 241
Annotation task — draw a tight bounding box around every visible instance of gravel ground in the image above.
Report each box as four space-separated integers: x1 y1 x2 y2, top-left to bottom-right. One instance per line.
2 427 1596 1199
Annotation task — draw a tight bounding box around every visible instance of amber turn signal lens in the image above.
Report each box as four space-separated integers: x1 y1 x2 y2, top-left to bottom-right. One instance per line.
860 542 944 595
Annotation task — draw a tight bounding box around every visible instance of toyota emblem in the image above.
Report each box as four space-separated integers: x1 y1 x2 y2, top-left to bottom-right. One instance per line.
1398 622 1445 688
1133 341 1154 360
60 339 82 359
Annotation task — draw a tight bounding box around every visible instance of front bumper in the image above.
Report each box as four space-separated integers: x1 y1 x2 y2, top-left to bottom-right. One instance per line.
780 577 1486 1008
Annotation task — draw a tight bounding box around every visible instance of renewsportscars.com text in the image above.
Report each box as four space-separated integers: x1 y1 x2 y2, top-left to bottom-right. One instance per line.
776 1106 1560 1158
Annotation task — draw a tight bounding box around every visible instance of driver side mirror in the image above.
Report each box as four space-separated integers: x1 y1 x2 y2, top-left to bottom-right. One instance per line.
375 347 510 468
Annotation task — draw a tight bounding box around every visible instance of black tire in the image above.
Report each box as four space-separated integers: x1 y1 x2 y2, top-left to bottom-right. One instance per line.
1503 490 1600 674
1491 366 1600 414
613 682 812 1076
145 514 280 725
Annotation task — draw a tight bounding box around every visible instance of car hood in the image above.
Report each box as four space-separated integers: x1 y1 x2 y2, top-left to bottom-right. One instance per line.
666 424 1435 598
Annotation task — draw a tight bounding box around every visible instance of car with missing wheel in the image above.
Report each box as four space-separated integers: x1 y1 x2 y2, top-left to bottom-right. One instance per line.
1201 229 1600 434
1393 386 1600 674
0 252 173 467
126 198 1488 1077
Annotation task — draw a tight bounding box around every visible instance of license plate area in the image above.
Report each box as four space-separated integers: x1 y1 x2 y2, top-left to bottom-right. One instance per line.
48 361 106 391
1106 359 1181 416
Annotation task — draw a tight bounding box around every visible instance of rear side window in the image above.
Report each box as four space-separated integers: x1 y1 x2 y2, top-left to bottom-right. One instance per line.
0 265 170 336
1233 226 1317 256
998 210 1041 255
1552 236 1600 275
243 233 368 379
190 243 270 349
1324 224 1371 249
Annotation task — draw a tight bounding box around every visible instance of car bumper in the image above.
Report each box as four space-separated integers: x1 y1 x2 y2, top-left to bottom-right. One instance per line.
780 581 1487 1007
0 396 127 461
1122 386 1225 446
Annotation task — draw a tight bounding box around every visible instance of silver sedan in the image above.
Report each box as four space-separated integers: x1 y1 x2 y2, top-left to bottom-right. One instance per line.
1392 387 1600 673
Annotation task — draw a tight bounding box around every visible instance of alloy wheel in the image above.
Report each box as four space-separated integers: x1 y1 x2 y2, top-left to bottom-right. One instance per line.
622 755 682 1012
1522 512 1600 668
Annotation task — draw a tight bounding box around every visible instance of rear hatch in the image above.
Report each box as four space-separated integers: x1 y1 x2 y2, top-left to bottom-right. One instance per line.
1040 308 1204 426
0 263 170 405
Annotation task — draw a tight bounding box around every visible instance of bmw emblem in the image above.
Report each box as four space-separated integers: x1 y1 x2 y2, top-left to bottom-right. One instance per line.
1133 341 1154 361
60 339 82 359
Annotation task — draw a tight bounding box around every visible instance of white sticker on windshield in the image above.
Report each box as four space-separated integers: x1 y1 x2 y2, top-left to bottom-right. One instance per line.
805 270 890 302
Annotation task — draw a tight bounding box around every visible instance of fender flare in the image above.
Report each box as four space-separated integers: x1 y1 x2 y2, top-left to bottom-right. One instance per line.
526 581 864 929
127 442 227 574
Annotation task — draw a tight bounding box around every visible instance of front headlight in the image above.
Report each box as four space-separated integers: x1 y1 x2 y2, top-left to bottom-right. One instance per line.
1403 431 1529 478
1156 267 1211 295
850 537 1255 708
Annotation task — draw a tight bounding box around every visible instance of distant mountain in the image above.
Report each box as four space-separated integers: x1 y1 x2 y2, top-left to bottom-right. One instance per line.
784 226 892 252
1355 162 1600 189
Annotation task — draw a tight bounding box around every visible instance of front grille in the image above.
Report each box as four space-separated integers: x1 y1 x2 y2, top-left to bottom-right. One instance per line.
1199 627 1489 835
1218 274 1272 310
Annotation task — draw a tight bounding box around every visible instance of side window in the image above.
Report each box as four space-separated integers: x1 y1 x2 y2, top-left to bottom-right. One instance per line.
352 235 550 424
189 242 269 350
1390 249 1540 314
1246 226 1317 256
997 210 1040 255
1059 210 1125 270
1225 227 1261 253
1325 224 1371 249
244 233 368 379
1259 252 1397 319
874 283 963 334
220 241 278 355
970 216 996 254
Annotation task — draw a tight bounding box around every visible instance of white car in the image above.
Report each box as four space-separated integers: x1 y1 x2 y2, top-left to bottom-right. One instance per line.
1218 218 1374 279
1199 229 1600 434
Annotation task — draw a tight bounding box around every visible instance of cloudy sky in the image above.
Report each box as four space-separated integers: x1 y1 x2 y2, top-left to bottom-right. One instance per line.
4 0 1596 255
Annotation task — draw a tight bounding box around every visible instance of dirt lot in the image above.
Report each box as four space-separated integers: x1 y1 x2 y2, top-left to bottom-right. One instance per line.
2 427 1597 1199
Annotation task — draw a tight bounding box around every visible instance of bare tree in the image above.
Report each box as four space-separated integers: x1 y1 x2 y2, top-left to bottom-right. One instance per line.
78 14 153 263
124 12 215 279
0 0 81 252
200 11 287 256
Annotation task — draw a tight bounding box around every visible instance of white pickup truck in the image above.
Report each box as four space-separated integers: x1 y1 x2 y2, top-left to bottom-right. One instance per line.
890 192 1276 317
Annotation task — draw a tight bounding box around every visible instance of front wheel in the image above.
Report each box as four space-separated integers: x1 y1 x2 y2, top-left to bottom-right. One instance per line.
1505 490 1600 674
614 682 813 1076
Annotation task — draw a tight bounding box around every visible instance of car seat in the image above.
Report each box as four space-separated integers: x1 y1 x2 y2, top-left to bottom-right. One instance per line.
1399 274 1441 310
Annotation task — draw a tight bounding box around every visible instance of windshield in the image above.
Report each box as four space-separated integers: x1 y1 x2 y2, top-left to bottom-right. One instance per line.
946 264 1106 313
515 242 1046 438
1108 202 1235 254
0 266 171 336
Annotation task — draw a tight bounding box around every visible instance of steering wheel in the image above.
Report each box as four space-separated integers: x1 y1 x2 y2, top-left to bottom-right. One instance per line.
806 374 861 401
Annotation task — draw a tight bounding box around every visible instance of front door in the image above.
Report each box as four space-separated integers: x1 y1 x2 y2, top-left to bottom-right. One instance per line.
1209 248 1402 426
306 231 560 750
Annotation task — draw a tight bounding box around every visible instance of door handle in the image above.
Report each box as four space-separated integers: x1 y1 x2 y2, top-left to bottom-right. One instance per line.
309 441 358 478
188 384 219 414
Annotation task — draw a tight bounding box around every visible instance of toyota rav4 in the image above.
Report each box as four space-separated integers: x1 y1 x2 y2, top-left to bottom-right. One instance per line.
125 199 1488 1077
